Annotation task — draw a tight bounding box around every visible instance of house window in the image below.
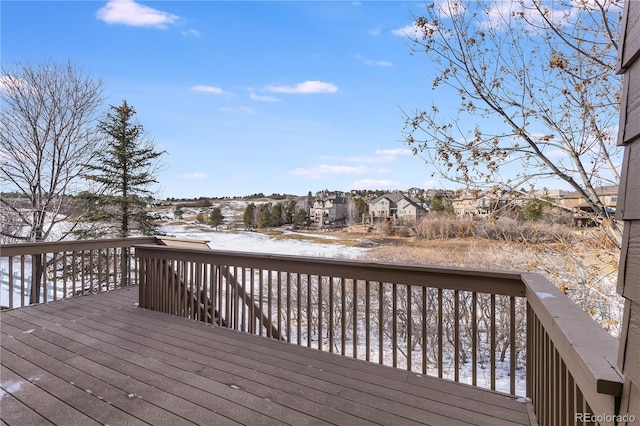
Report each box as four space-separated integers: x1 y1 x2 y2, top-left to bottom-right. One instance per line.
610 196 618 203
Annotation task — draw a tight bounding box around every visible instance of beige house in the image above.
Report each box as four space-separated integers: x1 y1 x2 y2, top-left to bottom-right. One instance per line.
309 194 346 224
559 186 618 213
450 190 506 216
367 193 426 223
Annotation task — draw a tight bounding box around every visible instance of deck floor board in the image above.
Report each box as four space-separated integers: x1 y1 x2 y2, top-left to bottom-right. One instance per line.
1 287 532 426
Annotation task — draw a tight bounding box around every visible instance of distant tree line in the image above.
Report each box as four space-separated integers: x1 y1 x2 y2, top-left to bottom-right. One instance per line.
243 201 310 230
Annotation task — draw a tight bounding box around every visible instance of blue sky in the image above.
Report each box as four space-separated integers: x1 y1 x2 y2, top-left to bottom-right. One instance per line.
2 0 452 198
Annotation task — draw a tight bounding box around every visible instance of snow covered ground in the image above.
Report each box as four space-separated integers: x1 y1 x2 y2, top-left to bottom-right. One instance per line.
158 224 370 259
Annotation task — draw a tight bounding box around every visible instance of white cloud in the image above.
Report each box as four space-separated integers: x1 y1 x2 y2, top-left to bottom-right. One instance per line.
249 93 281 102
290 164 367 179
179 173 208 179
192 85 228 95
320 148 411 164
350 179 400 190
545 149 569 158
391 23 424 39
354 54 392 67
96 0 180 29
219 106 256 114
369 27 382 36
423 180 440 188
266 81 338 95
182 29 200 37
0 75 27 94
374 148 412 156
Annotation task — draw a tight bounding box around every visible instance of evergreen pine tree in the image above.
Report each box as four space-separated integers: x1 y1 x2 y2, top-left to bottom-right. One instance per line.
257 204 273 229
209 207 224 230
293 208 309 228
243 203 256 229
82 100 165 237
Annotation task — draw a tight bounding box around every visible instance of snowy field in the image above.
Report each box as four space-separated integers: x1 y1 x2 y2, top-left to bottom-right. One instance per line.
158 224 371 259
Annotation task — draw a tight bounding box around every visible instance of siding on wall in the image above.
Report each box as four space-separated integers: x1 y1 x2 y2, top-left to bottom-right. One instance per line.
618 221 640 296
617 142 640 220
618 0 640 71
619 378 640 423
621 299 640 387
618 63 640 146
617 1 640 421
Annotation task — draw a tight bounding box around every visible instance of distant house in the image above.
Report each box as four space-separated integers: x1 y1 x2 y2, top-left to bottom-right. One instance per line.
450 190 507 216
367 193 426 224
559 186 618 213
310 194 346 225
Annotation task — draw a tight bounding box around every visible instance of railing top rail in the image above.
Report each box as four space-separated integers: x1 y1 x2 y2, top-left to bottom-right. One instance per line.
0 237 160 256
0 235 210 257
522 273 623 410
134 244 527 296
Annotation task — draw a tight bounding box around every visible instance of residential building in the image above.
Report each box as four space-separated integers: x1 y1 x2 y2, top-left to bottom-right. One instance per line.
309 194 346 224
559 186 618 213
367 193 426 223
450 189 507 216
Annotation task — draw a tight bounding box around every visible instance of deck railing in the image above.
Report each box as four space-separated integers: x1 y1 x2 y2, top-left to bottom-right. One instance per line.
135 243 624 426
0 236 204 309
0 238 624 425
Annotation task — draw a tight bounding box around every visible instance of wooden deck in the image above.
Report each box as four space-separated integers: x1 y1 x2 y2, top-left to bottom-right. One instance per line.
0 286 533 425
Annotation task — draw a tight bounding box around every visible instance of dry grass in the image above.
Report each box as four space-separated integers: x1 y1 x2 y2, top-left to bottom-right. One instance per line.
272 231 371 247
360 234 623 337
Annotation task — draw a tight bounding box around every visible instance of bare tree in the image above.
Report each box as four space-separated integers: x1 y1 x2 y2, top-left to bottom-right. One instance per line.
1 60 104 303
345 196 358 226
403 0 622 221
1 59 105 242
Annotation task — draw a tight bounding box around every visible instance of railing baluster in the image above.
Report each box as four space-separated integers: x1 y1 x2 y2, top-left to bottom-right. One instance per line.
286 272 291 343
318 275 323 351
258 269 264 336
329 276 334 353
52 253 58 301
8 257 14 309
422 286 427 375
392 283 397 368
62 252 68 300
239 267 245 331
89 250 94 294
352 278 358 359
454 289 459 382
296 273 302 345
407 284 412 371
97 249 103 293
491 293 496 391
472 291 477 387
212 264 218 325
365 280 370 362
268 270 273 339
307 274 312 348
341 277 346 355
438 288 443 379
510 296 516 395
378 281 383 365
277 271 282 340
